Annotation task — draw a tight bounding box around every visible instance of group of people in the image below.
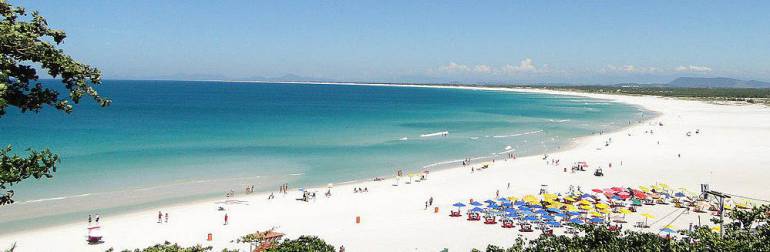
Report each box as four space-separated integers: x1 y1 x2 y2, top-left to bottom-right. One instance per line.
157 211 169 223
279 183 289 194
87 214 101 225
353 187 368 193
424 196 434 210
245 185 255 194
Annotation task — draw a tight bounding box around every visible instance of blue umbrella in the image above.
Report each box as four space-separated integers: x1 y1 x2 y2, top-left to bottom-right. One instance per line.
519 210 533 216
518 206 531 211
547 221 562 227
470 201 483 206
506 212 518 218
470 207 484 212
513 201 525 206
498 197 510 202
524 215 539 221
675 192 686 197
484 199 495 204
570 218 585 225
660 228 676 234
555 213 568 218
567 211 581 216
505 208 518 213
487 202 499 208
536 209 550 215
581 193 592 199
502 202 513 207
612 195 622 201
547 208 561 213
530 205 543 209
542 215 555 221
589 217 604 223
452 202 466 207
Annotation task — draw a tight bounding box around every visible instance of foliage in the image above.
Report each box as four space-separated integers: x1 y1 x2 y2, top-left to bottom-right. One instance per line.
471 206 770 252
266 236 336 252
1 0 109 203
3 242 15 252
106 241 240 252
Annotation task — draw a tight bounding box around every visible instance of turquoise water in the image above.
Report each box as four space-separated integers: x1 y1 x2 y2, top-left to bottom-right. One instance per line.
0 81 646 231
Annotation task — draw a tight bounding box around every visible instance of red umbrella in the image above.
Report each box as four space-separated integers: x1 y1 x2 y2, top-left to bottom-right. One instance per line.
592 189 603 193
634 192 647 199
611 187 625 192
618 192 631 197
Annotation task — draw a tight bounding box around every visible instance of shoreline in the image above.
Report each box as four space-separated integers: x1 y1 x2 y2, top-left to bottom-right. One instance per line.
3 84 769 251
0 83 648 235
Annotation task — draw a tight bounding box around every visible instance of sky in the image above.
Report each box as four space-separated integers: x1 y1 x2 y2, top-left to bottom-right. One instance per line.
13 0 770 84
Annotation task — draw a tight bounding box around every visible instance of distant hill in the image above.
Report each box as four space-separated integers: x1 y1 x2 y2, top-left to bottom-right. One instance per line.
668 77 770 88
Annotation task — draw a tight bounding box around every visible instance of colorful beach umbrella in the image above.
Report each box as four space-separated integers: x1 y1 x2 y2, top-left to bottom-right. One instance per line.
589 217 604 223
452 202 466 207
591 189 603 193
470 201 483 206
470 207 484 212
547 221 562 227
570 218 585 225
524 215 539 221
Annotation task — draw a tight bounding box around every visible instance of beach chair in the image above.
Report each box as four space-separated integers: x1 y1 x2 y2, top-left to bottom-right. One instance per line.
449 210 462 217
501 219 514 228
519 223 533 232
484 216 497 225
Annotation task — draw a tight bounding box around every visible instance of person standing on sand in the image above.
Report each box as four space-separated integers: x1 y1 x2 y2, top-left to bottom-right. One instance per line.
339 245 345 252
95 214 100 224
88 214 92 225
429 197 434 206
158 211 163 223
165 212 169 223
496 190 500 198
224 213 229 225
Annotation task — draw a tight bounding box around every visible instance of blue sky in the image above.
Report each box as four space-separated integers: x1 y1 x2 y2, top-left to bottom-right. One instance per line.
14 0 770 84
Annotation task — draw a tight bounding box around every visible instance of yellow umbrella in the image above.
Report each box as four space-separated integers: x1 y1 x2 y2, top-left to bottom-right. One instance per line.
639 186 650 193
652 185 662 191
711 226 720 232
581 205 593 210
659 183 670 189
598 208 610 214
523 195 538 203
507 196 519 201
619 208 632 215
548 201 563 208
724 204 733 210
565 196 576 202
578 199 591 205
565 205 578 211
640 213 655 219
542 193 558 201
590 211 602 217
595 203 610 209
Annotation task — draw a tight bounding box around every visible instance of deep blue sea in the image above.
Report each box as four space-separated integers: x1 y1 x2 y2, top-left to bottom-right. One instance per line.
0 80 647 230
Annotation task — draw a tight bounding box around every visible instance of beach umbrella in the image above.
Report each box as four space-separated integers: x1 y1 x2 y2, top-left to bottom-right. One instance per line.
580 193 592 199
659 183 670 189
530 205 543 209
524 215 539 221
452 202 466 208
502 202 512 207
611 187 625 192
555 213 568 218
591 188 603 193
567 211 581 216
498 197 510 202
523 195 538 203
641 213 654 226
674 192 686 198
484 199 496 204
589 211 602 217
659 228 676 235
507 196 519 201
513 200 525 206
547 221 562 227
580 205 593 210
536 209 550 215
711 226 720 232
589 217 604 223
598 208 610 214
564 196 576 202
470 207 484 212
470 201 483 206
577 199 591 205
565 205 578 211
596 203 610 209
542 193 558 201
619 208 632 215
518 205 531 211
639 186 650 193
519 210 534 216
542 215 555 221
612 195 623 201
569 218 585 225
618 191 631 197
547 207 561 213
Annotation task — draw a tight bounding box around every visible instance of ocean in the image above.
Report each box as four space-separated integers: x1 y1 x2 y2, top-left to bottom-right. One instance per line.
0 80 648 232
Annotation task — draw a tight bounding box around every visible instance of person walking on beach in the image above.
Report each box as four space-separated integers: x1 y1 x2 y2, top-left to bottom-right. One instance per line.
224 213 229 225
158 211 163 223
88 214 92 225
164 212 169 223
95 214 100 224
429 197 434 206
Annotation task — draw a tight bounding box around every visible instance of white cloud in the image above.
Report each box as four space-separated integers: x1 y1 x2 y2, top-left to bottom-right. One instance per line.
433 58 545 77
601 64 658 74
675 65 712 72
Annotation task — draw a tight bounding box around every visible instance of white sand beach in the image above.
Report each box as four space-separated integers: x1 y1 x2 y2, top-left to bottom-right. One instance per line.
2 87 770 251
